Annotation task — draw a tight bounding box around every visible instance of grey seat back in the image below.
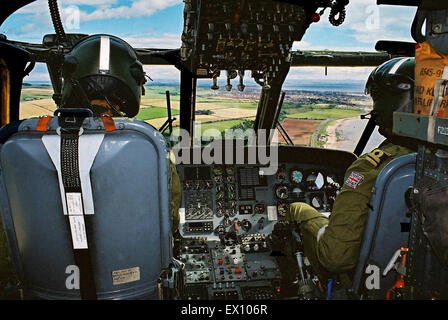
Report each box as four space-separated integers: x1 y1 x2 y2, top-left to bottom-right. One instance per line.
0 116 172 299
351 153 416 299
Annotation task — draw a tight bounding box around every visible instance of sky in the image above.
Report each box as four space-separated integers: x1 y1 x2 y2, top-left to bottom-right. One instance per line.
0 0 417 83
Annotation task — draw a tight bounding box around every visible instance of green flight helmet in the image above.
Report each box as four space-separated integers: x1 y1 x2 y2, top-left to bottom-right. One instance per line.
365 57 415 129
60 34 146 117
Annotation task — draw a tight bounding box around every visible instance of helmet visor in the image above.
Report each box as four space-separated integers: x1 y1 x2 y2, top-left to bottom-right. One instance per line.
365 74 413 97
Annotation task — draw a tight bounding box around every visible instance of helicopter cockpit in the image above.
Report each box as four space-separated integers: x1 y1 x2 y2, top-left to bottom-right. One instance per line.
0 0 447 302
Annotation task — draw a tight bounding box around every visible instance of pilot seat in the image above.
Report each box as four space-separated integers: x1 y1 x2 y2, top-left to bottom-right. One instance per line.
0 109 175 299
350 152 416 299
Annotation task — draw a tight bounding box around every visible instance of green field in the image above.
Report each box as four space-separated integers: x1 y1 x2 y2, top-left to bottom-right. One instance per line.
145 85 180 96
164 119 246 141
197 119 245 134
221 101 258 109
285 105 362 120
20 91 53 102
136 107 180 120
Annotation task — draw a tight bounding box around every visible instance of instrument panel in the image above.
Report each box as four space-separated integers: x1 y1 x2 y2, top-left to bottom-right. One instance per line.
178 163 342 239
173 146 353 300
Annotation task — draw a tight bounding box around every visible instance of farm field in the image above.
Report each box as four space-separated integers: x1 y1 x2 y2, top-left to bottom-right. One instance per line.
18 84 370 149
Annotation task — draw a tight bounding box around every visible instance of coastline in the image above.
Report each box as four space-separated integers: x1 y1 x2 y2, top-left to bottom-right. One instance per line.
324 116 385 153
325 117 358 150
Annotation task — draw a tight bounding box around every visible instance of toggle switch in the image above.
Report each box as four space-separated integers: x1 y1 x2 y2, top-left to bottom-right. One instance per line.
211 76 219 90
237 70 245 92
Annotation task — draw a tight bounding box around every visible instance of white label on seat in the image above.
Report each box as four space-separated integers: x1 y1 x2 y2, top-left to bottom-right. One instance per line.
69 215 88 249
66 192 83 216
112 267 140 285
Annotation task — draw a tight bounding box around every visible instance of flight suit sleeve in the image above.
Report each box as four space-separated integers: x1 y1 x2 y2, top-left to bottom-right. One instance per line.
315 156 380 274
286 202 329 237
169 151 181 233
286 202 330 279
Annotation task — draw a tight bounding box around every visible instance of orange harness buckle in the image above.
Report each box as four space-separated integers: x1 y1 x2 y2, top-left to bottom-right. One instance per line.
36 115 53 132
100 113 116 132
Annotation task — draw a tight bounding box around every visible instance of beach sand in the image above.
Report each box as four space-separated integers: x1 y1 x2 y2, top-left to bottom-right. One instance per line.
325 116 385 154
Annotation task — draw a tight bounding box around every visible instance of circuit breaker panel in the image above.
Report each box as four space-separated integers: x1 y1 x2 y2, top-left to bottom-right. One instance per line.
180 0 309 88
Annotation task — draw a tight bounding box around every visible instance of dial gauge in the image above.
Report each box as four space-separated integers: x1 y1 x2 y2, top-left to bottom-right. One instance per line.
227 208 237 217
277 202 289 217
183 181 192 190
213 175 223 184
326 174 340 188
311 196 323 209
292 187 303 197
241 219 252 232
275 185 289 200
290 169 303 184
225 166 235 176
215 224 225 236
216 209 224 217
254 203 266 214
194 181 202 190
305 171 325 191
213 166 223 176
277 170 287 182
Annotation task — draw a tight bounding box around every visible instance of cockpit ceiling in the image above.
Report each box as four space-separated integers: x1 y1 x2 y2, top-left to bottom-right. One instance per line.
0 0 35 27
377 0 420 6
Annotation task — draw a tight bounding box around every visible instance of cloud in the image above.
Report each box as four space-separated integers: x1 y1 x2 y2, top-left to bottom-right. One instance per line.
144 65 179 80
16 0 407 84
65 0 118 5
78 0 183 22
13 1 51 14
287 67 374 81
3 0 183 42
123 33 181 49
311 0 417 45
292 41 374 52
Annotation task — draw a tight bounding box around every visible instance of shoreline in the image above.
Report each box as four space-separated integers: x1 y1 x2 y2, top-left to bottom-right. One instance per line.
324 116 359 150
324 116 385 153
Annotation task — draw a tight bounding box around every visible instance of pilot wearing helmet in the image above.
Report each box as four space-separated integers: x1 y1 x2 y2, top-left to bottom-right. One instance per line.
286 57 417 290
59 34 181 231
0 35 181 298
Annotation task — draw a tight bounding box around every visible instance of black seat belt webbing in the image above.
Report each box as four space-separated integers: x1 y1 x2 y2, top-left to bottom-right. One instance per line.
60 127 97 300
